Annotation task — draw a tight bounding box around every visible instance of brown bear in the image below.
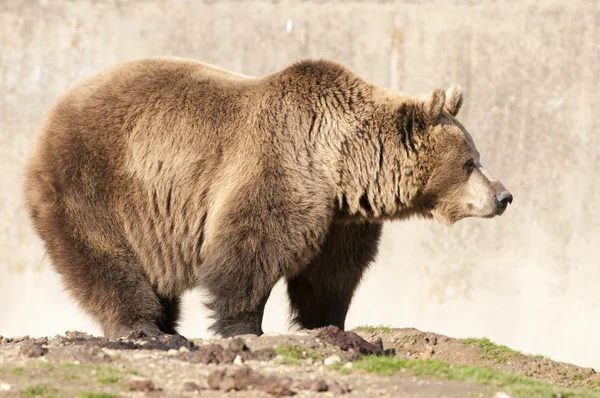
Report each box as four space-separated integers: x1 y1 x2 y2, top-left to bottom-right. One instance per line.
23 57 512 339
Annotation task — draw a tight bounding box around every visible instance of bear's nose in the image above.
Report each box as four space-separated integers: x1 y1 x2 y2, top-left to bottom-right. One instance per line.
496 190 513 207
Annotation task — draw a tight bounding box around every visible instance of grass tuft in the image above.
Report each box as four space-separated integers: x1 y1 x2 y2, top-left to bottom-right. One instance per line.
79 393 120 398
462 337 524 363
97 367 122 384
279 357 301 366
327 361 351 375
275 345 323 360
333 355 600 398
354 325 393 334
20 384 58 397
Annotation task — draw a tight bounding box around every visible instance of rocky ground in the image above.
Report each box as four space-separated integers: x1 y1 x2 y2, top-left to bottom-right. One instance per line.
0 326 598 398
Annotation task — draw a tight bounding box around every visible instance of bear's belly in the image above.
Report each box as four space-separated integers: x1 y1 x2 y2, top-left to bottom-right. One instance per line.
119 189 208 297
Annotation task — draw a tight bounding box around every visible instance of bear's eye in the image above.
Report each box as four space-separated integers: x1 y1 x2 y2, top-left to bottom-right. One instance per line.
463 159 476 173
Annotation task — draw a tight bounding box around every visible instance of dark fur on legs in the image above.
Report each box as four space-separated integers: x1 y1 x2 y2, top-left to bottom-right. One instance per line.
207 294 270 337
157 296 182 335
287 222 382 330
202 238 278 337
200 169 331 338
199 226 278 337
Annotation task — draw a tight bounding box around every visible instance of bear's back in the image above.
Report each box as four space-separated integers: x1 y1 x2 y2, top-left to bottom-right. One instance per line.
24 58 268 276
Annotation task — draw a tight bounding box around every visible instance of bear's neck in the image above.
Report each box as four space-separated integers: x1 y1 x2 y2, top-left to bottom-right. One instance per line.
275 60 429 222
331 89 428 223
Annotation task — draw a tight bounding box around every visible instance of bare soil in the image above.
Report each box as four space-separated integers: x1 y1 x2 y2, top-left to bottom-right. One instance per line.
0 327 598 398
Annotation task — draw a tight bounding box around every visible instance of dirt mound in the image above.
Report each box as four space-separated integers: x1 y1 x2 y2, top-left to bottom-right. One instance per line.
353 326 600 392
0 327 598 398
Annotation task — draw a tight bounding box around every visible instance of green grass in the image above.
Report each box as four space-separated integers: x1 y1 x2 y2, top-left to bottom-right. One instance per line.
279 357 302 366
11 366 24 375
124 368 143 376
79 393 120 398
463 337 525 363
328 361 351 375
97 367 122 384
61 372 80 380
354 325 393 334
331 356 600 398
29 361 54 369
275 345 323 360
20 384 58 397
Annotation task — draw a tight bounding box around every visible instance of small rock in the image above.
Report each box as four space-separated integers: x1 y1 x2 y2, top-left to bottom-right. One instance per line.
0 382 11 391
167 348 179 356
384 348 396 356
342 350 361 362
328 380 350 394
249 347 277 362
229 338 247 352
34 337 48 345
494 393 513 398
208 369 226 390
425 335 438 346
234 354 244 365
344 362 353 369
182 381 201 391
21 344 48 358
310 379 328 392
129 378 155 392
179 346 189 353
297 379 312 390
420 348 434 360
317 326 382 356
324 354 341 366
372 337 384 352
101 348 119 357
264 379 294 396
219 377 236 392
48 336 61 346
231 366 256 390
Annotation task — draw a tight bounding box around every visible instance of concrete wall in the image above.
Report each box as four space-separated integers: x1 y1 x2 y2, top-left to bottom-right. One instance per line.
1 0 599 369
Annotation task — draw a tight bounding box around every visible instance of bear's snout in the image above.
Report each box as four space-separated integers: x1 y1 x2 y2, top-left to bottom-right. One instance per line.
495 190 513 215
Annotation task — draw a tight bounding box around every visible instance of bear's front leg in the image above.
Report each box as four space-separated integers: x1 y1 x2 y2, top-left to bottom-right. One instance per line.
199 177 331 338
207 292 271 337
200 227 296 337
287 221 382 330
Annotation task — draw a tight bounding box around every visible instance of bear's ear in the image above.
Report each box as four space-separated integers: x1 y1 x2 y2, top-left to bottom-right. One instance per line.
445 85 463 116
422 88 445 125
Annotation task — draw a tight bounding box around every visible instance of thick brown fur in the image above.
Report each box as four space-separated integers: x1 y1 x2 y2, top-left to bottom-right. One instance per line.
24 57 511 338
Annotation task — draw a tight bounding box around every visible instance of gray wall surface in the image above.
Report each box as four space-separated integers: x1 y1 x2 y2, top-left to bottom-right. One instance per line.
1 0 599 369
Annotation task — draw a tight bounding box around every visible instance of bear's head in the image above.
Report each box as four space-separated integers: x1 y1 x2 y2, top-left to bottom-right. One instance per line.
395 85 513 225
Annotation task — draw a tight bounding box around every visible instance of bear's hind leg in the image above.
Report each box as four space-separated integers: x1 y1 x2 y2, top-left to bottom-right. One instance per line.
44 234 166 339
286 222 382 330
